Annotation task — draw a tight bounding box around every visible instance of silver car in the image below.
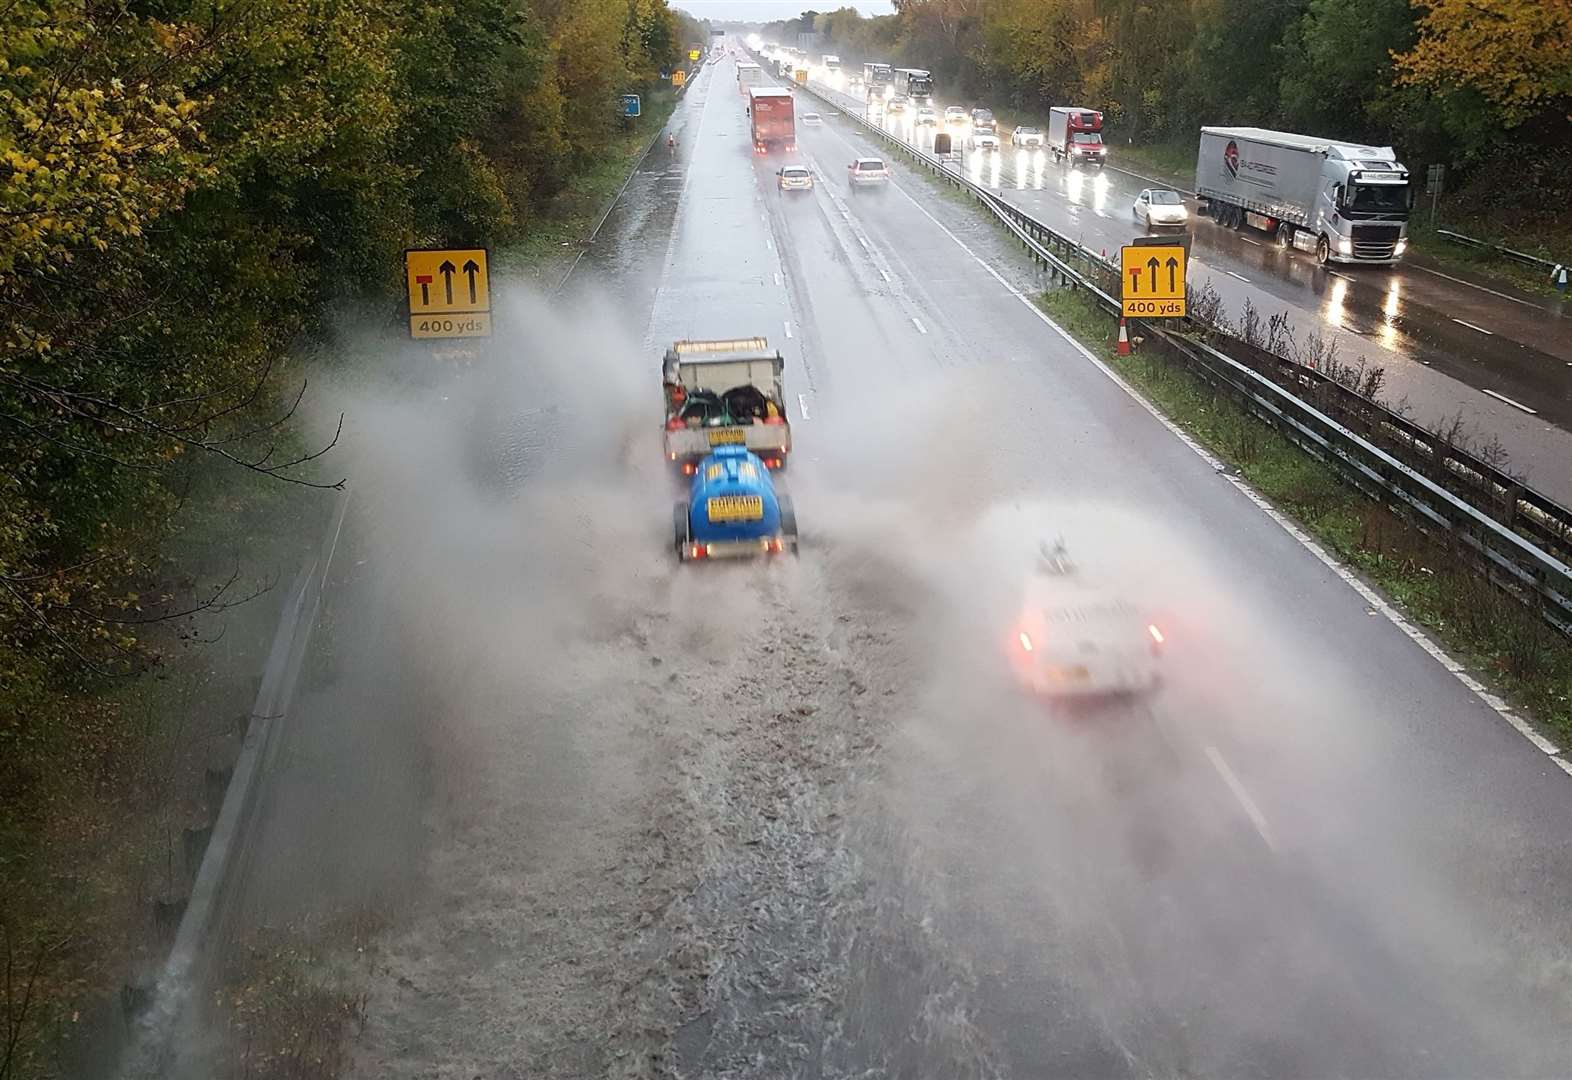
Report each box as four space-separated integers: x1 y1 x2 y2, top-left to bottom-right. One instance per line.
1011 126 1044 148
848 157 890 191
778 164 814 192
1134 188 1190 229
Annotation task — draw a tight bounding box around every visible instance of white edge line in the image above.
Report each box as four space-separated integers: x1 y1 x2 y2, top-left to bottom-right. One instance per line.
774 272 782 286
1226 270 1250 282
1480 388 1539 415
864 147 1565 767
911 316 927 334
1452 318 1494 336
783 320 793 339
797 392 811 420
1206 745 1278 852
1411 263 1538 308
1555 758 1572 778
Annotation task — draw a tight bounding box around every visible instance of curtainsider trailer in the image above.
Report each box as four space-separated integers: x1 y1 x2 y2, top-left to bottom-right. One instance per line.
1195 126 1411 265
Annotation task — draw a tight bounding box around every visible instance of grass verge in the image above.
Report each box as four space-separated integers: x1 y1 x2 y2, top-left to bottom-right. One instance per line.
504 85 682 285
1101 140 1194 188
1406 218 1567 299
1036 285 1572 741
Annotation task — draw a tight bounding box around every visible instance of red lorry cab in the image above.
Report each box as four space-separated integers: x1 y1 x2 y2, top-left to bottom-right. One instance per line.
749 88 795 153
1047 106 1107 166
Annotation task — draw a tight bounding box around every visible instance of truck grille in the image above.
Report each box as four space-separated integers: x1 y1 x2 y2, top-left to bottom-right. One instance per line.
1352 223 1401 259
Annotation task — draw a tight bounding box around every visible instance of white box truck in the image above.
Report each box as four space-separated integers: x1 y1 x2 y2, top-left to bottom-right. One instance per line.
1195 127 1411 265
737 62 763 93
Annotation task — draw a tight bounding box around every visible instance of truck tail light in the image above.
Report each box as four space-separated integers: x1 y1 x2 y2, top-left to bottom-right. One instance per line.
690 543 710 559
681 462 698 476
764 538 784 554
666 417 685 431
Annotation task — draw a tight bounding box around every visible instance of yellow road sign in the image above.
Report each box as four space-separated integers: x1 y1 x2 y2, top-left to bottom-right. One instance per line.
672 69 686 87
405 247 491 339
1119 244 1187 318
410 312 491 339
688 48 701 61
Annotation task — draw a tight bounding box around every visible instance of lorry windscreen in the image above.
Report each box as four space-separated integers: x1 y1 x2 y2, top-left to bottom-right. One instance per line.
1071 133 1103 144
1346 183 1408 214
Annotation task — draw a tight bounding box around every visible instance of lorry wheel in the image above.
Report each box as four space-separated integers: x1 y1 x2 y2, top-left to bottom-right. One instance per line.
673 500 691 558
1276 223 1293 249
1233 205 1248 230
777 496 800 554
1315 235 1331 266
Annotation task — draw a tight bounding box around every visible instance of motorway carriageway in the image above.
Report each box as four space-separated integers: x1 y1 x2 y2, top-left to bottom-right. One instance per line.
309 54 1572 1079
806 79 1572 507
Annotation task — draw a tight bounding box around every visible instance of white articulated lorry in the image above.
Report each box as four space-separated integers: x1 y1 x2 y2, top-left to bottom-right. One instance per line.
1195 126 1411 265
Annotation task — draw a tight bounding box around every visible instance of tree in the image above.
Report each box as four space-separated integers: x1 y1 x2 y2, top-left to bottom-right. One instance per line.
1394 0 1572 125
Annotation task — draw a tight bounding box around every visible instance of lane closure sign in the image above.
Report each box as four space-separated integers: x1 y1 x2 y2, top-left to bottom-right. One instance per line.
1119 242 1186 319
405 247 492 339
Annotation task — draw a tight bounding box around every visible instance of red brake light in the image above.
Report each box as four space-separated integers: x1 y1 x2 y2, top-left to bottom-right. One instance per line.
690 544 710 559
681 462 698 476
666 417 685 431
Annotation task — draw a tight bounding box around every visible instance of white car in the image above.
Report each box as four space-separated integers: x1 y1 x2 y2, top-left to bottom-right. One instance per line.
915 106 939 127
1009 543 1164 699
886 95 908 114
944 106 968 126
848 157 890 191
1011 126 1044 149
968 130 1000 151
801 112 823 126
777 164 814 192
1134 188 1190 229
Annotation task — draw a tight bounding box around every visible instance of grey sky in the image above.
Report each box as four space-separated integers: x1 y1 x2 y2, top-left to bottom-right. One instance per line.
674 1 895 23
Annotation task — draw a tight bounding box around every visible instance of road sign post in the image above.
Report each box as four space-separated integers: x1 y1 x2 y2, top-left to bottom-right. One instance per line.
405 247 492 339
1426 163 1445 223
620 94 641 118
1119 243 1186 319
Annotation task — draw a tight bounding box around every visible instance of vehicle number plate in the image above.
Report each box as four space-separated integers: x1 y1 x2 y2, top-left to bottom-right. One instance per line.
707 427 745 445
707 495 764 523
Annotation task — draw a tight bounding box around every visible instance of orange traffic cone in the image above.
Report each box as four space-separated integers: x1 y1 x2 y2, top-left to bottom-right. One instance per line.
1116 317 1131 356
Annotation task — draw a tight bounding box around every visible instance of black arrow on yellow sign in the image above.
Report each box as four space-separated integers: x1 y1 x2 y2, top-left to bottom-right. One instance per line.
463 258 480 305
1167 255 1180 292
438 259 456 305
1146 255 1160 292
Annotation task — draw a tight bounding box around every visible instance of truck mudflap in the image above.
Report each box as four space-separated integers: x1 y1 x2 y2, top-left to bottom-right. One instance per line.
665 425 791 471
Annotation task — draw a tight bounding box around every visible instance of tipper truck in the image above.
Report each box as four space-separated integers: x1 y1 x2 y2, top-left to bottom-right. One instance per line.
662 338 792 473
748 87 795 153
1196 126 1411 265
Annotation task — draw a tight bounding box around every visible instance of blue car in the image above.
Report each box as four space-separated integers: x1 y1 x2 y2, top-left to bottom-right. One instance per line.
674 445 799 561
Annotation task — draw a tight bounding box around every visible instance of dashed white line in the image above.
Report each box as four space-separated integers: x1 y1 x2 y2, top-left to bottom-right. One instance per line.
773 272 782 286
1206 745 1277 853
1411 264 1538 308
1481 388 1539 415
1327 270 1353 281
911 316 927 334
852 146 1566 769
765 238 774 251
797 393 811 420
1225 270 1250 282
783 320 793 339
879 268 892 282
1452 318 1493 335
858 236 871 250
1240 238 1261 247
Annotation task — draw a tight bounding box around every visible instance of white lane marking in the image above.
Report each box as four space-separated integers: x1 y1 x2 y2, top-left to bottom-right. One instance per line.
1556 758 1572 778
911 316 927 334
1240 238 1261 247
783 320 793 339
1411 264 1538 308
773 272 782 286
1206 746 1278 853
1225 270 1250 282
858 236 871 250
1327 270 1353 281
857 146 1566 767
1481 388 1539 415
797 393 811 420
766 237 774 251
1452 318 1493 335
879 268 892 282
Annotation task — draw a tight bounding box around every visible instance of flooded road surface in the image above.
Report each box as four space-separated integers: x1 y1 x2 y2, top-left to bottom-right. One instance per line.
230 55 1572 1079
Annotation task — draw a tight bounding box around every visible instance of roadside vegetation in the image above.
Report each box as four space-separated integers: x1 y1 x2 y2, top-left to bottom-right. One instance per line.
764 1 1571 271
1035 286 1572 742
0 1 700 1075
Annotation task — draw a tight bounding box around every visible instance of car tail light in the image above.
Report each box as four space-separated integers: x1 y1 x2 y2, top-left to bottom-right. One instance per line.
681 462 698 476
1018 631 1033 653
